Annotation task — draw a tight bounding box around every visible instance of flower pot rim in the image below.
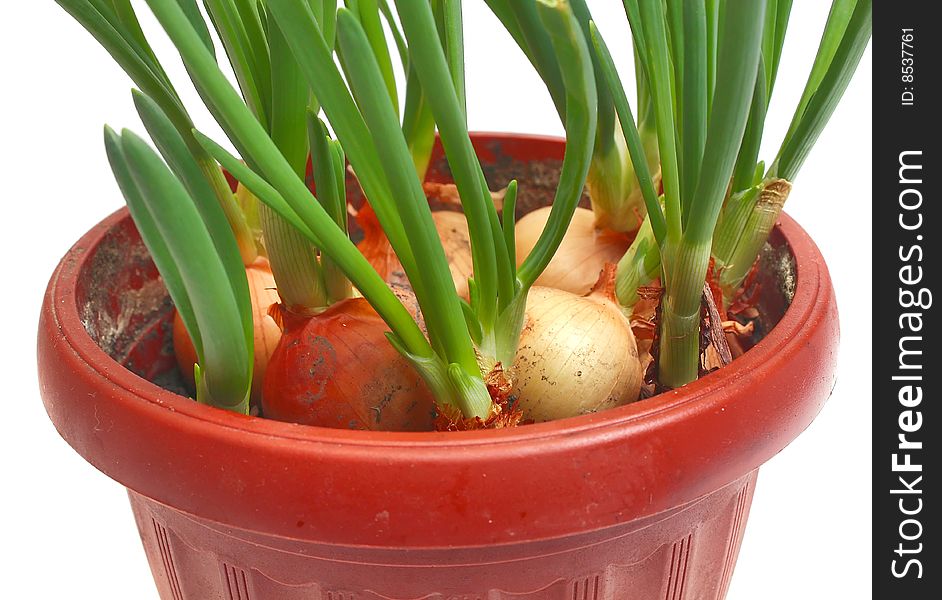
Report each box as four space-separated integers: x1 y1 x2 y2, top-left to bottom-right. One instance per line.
46 209 824 448
39 131 837 547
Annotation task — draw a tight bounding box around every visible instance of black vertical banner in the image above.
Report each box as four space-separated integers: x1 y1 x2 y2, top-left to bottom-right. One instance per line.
873 1 938 596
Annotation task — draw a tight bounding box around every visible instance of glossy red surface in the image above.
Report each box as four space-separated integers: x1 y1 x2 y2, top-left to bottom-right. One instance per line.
38 133 838 599
262 297 436 431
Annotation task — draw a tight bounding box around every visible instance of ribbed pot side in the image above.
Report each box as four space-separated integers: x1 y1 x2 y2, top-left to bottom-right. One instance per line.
38 133 839 600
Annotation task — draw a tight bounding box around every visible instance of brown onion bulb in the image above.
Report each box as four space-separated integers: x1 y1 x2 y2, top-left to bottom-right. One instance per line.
511 277 642 422
514 207 631 295
262 298 436 431
173 257 281 406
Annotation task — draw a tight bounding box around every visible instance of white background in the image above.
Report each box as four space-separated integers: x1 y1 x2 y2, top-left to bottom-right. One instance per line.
1 2 871 598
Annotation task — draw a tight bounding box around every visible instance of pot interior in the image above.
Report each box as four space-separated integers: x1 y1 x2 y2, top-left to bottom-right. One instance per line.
76 136 796 406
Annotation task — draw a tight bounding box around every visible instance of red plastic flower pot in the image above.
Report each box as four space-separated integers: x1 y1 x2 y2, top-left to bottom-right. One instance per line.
38 133 838 600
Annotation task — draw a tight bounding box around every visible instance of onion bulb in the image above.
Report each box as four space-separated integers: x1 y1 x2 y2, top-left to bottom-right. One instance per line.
173 257 281 406
355 203 405 285
511 272 642 422
358 203 473 298
514 207 631 295
261 297 436 431
431 210 473 299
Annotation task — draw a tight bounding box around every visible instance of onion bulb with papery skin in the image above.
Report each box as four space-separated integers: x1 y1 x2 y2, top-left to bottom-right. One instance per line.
173 257 281 407
358 203 473 298
431 210 473 299
511 272 642 422
262 297 436 431
515 207 632 296
355 203 404 284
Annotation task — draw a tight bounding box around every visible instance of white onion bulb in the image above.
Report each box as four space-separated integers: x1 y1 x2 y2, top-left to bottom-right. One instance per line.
511 282 642 422
358 206 473 299
515 207 631 295
432 210 473 299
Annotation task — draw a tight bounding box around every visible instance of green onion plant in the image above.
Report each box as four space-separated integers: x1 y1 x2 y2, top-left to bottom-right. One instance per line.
58 0 598 420
57 0 870 417
104 124 253 413
582 0 871 388
712 0 872 301
485 0 659 234
610 0 871 312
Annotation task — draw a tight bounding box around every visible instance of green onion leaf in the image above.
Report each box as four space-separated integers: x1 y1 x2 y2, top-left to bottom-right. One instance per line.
685 0 767 244
336 7 479 377
354 0 400 116
103 126 201 360
143 0 431 360
394 0 508 329
516 0 598 291
589 21 665 244
308 114 353 302
106 128 251 413
784 0 858 141
131 90 253 353
680 0 708 215
635 0 682 240
731 59 768 193
501 180 518 267
378 0 409 71
500 0 567 119
433 0 467 117
260 0 421 280
195 131 321 244
777 0 871 180
98 0 172 79
174 0 217 58
204 0 271 123
482 0 530 58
